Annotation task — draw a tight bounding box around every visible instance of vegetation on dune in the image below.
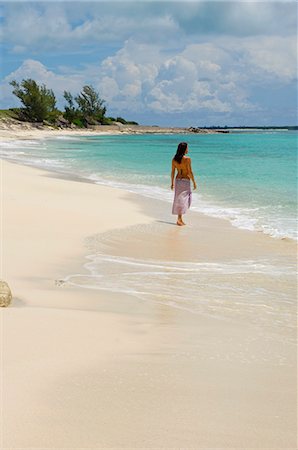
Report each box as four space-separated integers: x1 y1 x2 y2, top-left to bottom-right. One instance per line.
7 78 138 128
115 116 138 125
0 108 20 119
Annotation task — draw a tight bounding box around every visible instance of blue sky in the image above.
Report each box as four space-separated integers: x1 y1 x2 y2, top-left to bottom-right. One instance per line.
0 1 297 126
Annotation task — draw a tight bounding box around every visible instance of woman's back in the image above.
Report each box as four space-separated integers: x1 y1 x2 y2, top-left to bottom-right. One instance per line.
172 156 190 179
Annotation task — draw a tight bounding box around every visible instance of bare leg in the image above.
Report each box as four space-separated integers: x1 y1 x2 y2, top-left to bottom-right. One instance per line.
177 214 185 226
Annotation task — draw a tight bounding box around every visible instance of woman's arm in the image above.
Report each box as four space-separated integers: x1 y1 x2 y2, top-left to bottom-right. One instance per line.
188 158 197 189
171 160 175 189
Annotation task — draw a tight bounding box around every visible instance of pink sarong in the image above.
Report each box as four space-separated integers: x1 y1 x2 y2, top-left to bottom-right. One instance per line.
172 178 192 215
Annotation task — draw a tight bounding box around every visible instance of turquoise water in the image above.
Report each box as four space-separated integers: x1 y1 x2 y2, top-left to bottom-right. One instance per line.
1 131 297 239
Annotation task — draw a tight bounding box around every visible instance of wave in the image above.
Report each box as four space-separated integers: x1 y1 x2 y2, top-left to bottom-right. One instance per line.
0 139 72 170
52 135 86 141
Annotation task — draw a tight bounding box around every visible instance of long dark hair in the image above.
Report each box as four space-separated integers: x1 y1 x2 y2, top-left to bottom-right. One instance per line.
173 142 188 164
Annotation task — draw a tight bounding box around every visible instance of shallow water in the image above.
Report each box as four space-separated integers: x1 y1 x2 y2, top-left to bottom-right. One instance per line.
62 218 297 341
1 131 297 239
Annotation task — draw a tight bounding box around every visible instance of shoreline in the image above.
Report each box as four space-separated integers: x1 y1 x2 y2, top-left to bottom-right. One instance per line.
0 119 221 142
1 144 297 446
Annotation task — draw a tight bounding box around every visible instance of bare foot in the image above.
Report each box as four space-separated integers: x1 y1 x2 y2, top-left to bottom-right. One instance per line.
176 220 185 226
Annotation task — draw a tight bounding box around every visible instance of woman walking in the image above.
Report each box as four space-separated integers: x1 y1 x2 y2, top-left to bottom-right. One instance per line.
171 142 197 226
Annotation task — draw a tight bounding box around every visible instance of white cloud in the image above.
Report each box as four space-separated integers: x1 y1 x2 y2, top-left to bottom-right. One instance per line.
1 59 84 107
240 36 297 82
93 40 257 114
1 31 296 120
1 3 180 51
2 1 296 52
4 59 84 91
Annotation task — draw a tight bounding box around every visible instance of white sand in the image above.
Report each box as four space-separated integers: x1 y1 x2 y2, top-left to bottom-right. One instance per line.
1 155 297 448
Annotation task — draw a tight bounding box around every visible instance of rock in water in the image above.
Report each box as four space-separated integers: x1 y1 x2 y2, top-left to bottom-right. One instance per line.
0 280 12 307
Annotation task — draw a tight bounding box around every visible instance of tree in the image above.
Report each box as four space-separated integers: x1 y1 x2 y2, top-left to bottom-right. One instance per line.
75 85 106 124
10 79 57 122
63 91 79 123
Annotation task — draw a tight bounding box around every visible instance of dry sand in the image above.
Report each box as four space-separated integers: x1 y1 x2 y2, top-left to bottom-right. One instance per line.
0 145 297 448
0 124 122 141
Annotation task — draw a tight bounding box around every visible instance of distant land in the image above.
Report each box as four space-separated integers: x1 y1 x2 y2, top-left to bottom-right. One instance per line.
202 125 298 131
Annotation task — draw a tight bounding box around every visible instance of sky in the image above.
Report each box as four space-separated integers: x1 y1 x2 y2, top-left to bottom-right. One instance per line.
0 1 297 126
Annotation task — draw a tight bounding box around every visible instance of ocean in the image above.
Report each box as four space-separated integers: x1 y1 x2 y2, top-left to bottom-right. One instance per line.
1 131 297 240
1 131 297 337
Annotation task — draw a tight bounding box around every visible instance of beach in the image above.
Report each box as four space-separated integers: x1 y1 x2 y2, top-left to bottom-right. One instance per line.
1 129 297 448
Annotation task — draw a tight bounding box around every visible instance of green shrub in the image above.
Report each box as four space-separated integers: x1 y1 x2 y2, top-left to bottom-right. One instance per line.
101 117 114 125
0 109 20 119
116 116 127 124
10 79 56 122
72 118 85 128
